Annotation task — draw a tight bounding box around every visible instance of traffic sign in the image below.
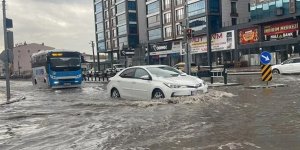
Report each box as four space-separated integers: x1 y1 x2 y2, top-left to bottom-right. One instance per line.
260 51 271 65
261 65 272 81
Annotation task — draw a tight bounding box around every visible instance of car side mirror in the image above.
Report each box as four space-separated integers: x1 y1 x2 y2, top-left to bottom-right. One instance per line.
140 75 151 80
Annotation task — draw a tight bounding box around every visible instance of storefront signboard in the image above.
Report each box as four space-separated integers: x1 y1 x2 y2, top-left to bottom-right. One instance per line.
211 30 235 51
190 35 207 54
149 41 183 56
264 21 299 41
239 27 259 44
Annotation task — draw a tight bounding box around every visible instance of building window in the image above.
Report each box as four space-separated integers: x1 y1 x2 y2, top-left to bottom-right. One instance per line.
147 1 159 14
129 24 137 34
148 28 162 40
112 39 118 48
118 36 128 46
111 0 115 5
231 2 237 14
111 7 116 16
164 12 171 24
105 31 110 38
96 12 103 23
163 0 171 10
98 42 106 52
117 2 125 14
117 13 126 24
188 0 205 17
128 1 136 10
96 23 104 32
106 41 111 49
189 17 206 31
97 32 105 41
104 10 109 19
176 0 183 6
118 25 127 35
105 21 109 29
231 18 237 25
164 26 172 38
176 24 182 36
104 0 109 9
147 14 160 27
128 35 138 47
128 13 137 21
95 2 103 13
112 29 117 37
111 18 116 26
176 8 184 20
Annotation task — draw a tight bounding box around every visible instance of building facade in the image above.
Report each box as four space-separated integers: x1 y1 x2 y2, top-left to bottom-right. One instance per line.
145 0 250 66
94 0 147 67
12 43 54 76
231 0 300 66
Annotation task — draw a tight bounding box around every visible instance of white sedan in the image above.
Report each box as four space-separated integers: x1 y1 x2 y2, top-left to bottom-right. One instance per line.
272 57 300 74
107 65 208 100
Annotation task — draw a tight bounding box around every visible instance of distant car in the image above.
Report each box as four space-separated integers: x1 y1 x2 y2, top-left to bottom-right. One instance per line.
113 64 125 72
173 62 208 74
272 57 300 74
107 65 208 100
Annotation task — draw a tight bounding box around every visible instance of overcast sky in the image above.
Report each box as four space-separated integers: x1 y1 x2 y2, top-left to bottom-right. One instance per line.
0 0 95 54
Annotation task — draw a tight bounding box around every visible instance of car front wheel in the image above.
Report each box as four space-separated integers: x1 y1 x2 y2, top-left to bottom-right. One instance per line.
272 69 280 74
111 88 120 99
152 89 165 99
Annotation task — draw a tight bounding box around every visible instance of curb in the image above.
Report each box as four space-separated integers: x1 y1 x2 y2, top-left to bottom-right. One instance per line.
208 83 242 87
228 72 261 75
0 96 26 106
245 84 288 89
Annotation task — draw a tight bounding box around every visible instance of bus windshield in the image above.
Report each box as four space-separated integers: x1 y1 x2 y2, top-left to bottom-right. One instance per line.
50 57 81 71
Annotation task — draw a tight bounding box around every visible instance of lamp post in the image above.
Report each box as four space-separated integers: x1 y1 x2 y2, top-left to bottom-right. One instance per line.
2 0 10 100
90 41 96 74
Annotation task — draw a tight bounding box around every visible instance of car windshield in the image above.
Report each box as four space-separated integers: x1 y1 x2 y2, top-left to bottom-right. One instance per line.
147 66 182 78
50 57 81 71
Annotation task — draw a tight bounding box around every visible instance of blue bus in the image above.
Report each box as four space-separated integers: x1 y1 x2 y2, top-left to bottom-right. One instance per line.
31 49 82 88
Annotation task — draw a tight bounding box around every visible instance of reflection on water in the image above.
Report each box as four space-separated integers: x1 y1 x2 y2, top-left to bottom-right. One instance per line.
1 75 300 150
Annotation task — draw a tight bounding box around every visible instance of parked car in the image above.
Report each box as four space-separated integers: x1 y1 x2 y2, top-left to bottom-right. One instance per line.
107 65 208 100
173 62 209 74
113 64 125 72
272 57 300 74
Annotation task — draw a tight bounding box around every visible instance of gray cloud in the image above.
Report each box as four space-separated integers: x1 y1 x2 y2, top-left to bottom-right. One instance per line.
0 0 95 54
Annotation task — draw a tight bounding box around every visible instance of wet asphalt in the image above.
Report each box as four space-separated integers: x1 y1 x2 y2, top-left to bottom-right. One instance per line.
0 74 300 150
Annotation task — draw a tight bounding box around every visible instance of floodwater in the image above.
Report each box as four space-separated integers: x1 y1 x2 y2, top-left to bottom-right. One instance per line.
0 74 300 150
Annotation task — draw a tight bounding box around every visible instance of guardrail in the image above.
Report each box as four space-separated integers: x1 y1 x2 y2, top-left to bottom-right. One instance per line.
83 72 116 82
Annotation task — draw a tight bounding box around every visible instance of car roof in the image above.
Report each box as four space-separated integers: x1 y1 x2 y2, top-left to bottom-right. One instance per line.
126 65 169 69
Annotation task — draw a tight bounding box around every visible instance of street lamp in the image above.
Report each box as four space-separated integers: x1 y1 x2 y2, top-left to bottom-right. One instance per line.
90 41 96 75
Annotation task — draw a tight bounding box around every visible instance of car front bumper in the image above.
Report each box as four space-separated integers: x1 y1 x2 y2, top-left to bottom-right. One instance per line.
163 84 208 99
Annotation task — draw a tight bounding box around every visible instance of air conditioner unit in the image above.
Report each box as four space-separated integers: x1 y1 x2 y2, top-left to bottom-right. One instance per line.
276 7 284 16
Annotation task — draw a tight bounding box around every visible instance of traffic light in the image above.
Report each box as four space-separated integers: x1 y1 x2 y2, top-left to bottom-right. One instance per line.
186 28 194 38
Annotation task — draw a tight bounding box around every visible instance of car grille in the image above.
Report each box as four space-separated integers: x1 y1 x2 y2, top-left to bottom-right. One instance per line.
187 83 202 88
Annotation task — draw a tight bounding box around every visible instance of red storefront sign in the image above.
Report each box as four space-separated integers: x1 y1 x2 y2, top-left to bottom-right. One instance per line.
239 27 259 44
264 21 299 41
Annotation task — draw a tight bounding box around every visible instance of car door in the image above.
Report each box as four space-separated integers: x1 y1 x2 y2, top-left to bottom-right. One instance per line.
118 68 136 98
280 59 293 73
132 68 152 100
292 58 300 73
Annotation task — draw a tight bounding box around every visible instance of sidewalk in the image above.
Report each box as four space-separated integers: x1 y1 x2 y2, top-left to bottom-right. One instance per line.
227 66 261 75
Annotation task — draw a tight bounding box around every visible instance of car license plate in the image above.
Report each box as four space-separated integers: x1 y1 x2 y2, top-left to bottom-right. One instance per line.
191 91 196 95
64 83 71 86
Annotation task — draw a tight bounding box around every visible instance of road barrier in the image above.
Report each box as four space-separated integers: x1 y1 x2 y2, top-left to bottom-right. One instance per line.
197 65 228 85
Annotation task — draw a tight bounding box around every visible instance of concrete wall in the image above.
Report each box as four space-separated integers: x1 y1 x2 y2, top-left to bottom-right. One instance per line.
222 0 250 27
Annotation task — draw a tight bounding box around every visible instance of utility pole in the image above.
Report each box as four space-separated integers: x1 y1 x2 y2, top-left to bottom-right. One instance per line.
90 41 96 74
183 1 191 75
2 0 10 100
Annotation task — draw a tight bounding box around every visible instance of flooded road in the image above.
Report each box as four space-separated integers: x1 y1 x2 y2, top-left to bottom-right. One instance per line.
0 74 300 150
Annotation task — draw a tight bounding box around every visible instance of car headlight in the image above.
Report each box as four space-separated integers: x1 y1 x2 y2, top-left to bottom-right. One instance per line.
164 83 182 88
50 75 57 79
76 74 82 78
